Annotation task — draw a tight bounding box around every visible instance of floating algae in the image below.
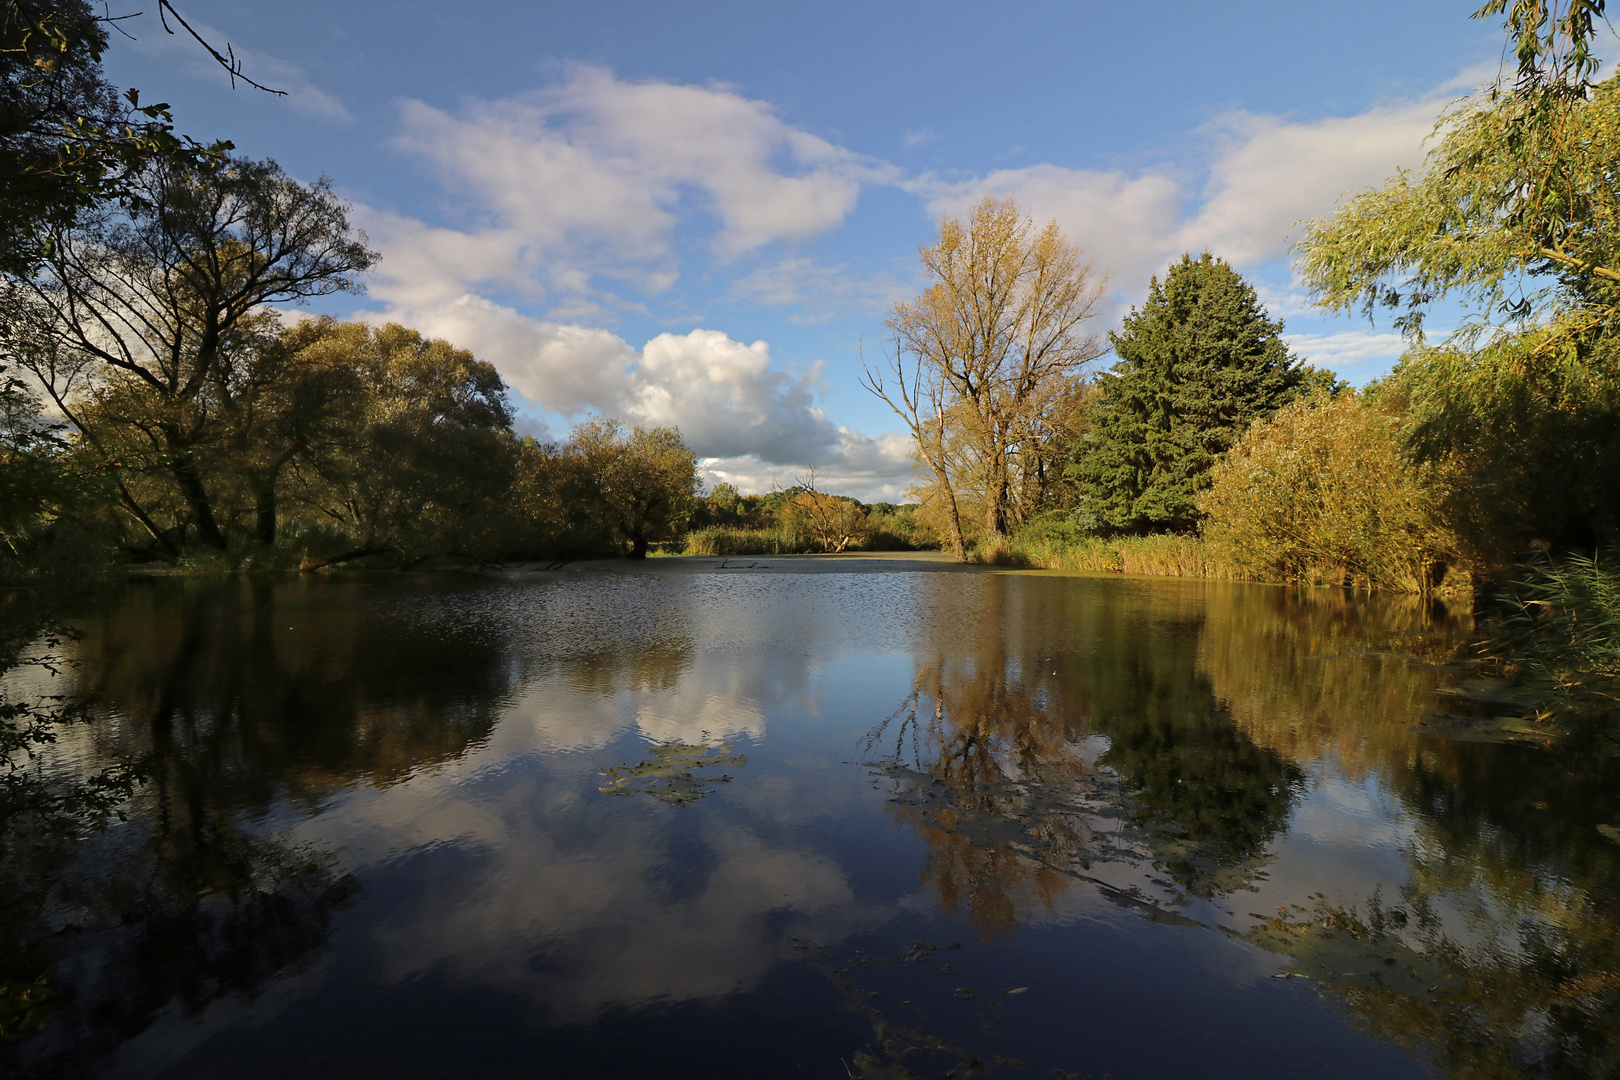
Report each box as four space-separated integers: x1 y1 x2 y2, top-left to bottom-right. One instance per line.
598 739 748 807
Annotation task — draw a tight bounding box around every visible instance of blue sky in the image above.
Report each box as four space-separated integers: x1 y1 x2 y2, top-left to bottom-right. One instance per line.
97 2 1577 498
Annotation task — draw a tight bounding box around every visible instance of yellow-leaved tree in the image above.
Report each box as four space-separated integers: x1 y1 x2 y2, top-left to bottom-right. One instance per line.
864 195 1105 560
1199 391 1457 592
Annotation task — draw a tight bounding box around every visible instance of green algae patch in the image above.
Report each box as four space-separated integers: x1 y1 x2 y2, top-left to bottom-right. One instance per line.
598 740 749 806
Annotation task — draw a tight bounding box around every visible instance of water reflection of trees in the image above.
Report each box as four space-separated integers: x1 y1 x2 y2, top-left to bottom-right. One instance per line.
1 578 522 1076
73 577 512 807
875 574 1620 1078
869 577 1314 936
1198 585 1620 1075
864 653 1129 940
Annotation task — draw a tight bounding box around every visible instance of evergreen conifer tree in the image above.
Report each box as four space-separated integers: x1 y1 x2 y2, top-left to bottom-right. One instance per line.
1075 253 1324 534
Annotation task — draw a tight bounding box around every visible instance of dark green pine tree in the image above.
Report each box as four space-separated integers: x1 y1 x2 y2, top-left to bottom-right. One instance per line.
1075 252 1329 534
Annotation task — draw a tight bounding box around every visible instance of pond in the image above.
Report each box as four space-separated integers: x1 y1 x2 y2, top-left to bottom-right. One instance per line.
2 557 1617 1079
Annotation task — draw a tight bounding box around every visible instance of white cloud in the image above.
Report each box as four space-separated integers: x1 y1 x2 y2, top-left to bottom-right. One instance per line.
1283 329 1410 373
698 428 918 503
908 90 1449 309
363 293 639 415
385 65 899 311
627 330 836 462
355 208 535 308
902 128 936 149
1176 102 1440 266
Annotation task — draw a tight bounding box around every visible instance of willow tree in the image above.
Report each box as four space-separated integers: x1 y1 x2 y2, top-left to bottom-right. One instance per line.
1295 1 1620 349
565 419 699 559
3 154 374 554
290 322 516 568
866 195 1105 557
1294 0 1620 553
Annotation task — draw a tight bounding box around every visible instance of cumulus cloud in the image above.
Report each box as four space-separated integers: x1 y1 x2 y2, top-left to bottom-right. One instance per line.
382 65 898 310
358 292 917 497
909 91 1447 308
698 429 918 503
626 330 837 462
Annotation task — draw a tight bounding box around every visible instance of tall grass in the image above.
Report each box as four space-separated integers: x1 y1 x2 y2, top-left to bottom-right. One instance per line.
964 512 1233 578
682 517 937 557
1481 553 1620 743
681 527 793 556
973 528 1237 578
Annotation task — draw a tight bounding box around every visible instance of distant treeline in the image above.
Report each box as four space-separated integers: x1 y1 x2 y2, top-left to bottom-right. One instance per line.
0 299 942 575
685 483 934 556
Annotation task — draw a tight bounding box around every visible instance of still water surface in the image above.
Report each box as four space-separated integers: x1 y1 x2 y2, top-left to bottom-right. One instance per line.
5 559 1618 1079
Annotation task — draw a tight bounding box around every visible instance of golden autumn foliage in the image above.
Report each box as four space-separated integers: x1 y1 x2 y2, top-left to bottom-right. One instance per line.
1199 391 1459 592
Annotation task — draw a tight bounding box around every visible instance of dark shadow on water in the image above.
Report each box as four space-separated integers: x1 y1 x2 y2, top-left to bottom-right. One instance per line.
0 577 519 1077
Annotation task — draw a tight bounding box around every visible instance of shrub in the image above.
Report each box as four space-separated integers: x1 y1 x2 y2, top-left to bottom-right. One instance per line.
863 503 939 551
681 527 789 556
1199 391 1458 592
779 491 870 553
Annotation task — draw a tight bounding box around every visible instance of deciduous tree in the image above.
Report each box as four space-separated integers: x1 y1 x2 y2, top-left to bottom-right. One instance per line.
566 419 699 558
4 154 374 553
292 322 515 567
868 195 1104 557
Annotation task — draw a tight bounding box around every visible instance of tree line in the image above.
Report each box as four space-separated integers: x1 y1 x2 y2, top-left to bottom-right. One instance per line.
7 0 1620 600
0 2 719 574
869 0 1620 606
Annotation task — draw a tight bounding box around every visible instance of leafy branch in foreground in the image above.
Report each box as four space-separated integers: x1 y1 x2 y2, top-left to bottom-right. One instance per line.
0 624 139 833
1295 1 1619 351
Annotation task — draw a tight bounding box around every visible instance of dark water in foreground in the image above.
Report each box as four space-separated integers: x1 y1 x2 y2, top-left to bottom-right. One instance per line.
3 559 1618 1079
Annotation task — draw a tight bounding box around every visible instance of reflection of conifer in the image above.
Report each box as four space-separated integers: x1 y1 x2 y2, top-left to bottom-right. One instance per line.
1028 585 1306 899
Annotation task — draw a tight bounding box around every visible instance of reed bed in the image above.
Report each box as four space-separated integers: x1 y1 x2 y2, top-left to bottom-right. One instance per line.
973 531 1240 579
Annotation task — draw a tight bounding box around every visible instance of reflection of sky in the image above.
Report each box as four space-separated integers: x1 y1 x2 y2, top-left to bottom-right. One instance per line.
78 570 1508 1078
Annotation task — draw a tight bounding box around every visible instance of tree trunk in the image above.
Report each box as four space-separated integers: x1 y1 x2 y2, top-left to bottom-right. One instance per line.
982 441 1011 537
170 455 228 551
630 531 649 558
934 467 968 562
253 483 277 547
160 423 227 551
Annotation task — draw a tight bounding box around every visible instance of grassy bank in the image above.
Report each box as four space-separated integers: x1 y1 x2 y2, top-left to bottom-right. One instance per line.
680 523 928 557
970 530 1239 579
